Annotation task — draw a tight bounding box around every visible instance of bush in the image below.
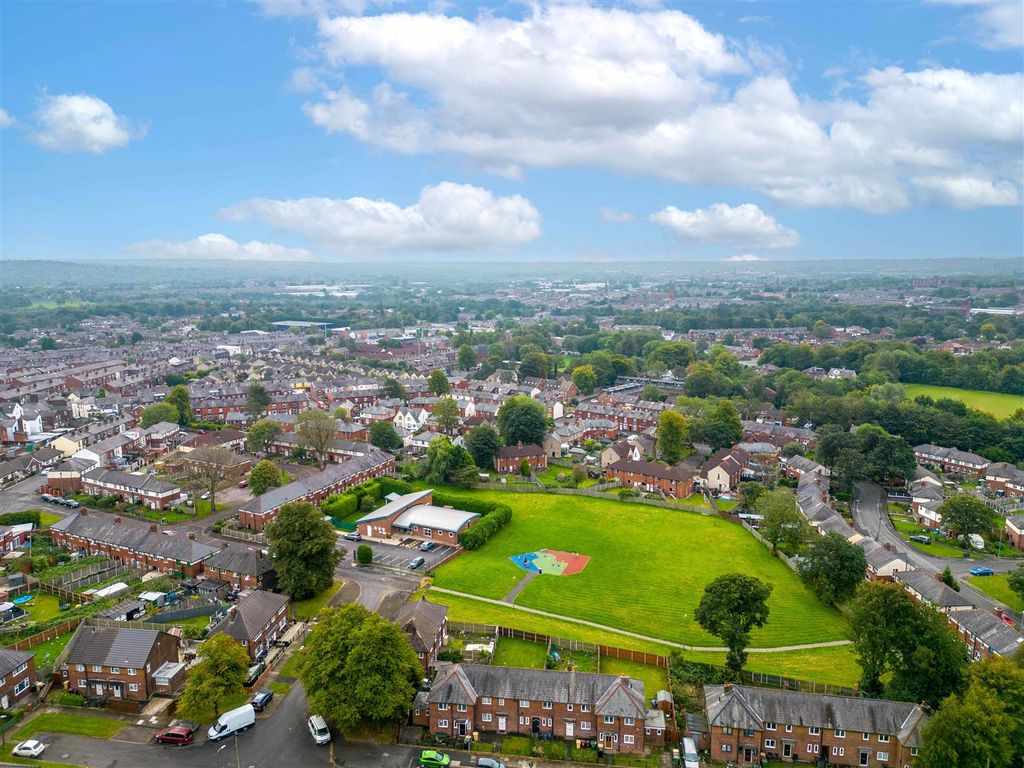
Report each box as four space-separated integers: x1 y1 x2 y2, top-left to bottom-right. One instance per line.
459 503 512 550
541 740 567 760
501 736 535 756
0 510 41 527
437 649 463 663
58 692 85 707
378 477 414 497
359 495 376 512
321 493 357 519
573 747 600 763
356 544 373 565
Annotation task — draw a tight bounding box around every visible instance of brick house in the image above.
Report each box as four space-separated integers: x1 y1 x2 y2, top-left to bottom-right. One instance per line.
893 571 973 613
494 444 547 474
0 648 36 709
50 510 218 577
395 598 448 672
209 590 290 663
202 545 275 591
81 467 184 510
986 463 1024 499
700 447 749 493
62 626 181 708
948 609 1024 661
605 459 694 498
704 683 927 766
356 489 478 544
913 444 990 478
426 664 662 753
237 449 395 531
1006 514 1024 550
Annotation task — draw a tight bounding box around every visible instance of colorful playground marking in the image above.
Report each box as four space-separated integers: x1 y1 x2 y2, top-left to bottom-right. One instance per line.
509 549 590 576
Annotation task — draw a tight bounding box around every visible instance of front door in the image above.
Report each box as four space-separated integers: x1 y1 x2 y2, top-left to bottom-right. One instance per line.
497 715 506 733
603 734 614 749
94 684 104 696
783 742 792 758
566 721 574 738
457 720 467 737
860 751 870 766
743 747 755 763
1 695 9 709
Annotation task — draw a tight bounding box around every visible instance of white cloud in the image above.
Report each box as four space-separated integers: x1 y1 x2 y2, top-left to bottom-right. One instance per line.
724 253 763 262
912 175 1020 208
220 182 542 254
600 207 634 223
651 203 800 250
287 6 1021 212
0 108 15 128
125 233 313 262
930 0 1024 49
30 93 143 154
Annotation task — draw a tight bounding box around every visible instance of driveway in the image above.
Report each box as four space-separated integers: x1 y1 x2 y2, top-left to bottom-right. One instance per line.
333 554 423 618
0 474 48 515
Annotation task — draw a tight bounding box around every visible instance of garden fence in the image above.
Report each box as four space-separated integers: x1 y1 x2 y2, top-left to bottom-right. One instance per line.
3 618 81 653
218 528 267 544
477 482 710 514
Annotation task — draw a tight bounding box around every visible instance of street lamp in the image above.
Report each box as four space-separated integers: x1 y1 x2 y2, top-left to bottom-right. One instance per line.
0 713 9 746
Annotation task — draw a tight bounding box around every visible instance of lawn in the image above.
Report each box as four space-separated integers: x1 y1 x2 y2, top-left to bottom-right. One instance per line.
291 579 342 621
598 657 668 698
431 487 849 648
19 630 76 669
12 712 125 740
21 593 66 623
679 492 710 508
968 574 1024 612
278 649 305 679
902 383 1024 419
891 516 980 559
493 637 549 668
535 466 598 489
38 511 64 527
269 680 292 696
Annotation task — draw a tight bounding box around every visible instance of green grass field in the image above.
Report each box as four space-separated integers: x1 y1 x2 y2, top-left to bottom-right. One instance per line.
902 384 1024 419
13 712 125 740
431 488 849 648
891 516 984 559
968 574 1024 612
19 630 75 668
598 657 668 697
37 511 64 527
291 579 342 621
493 637 549 668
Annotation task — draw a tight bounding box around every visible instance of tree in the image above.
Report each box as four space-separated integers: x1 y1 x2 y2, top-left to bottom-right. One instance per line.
940 566 960 591
248 459 283 496
738 481 765 510
799 533 868 604
165 384 192 425
175 446 236 516
332 406 351 422
937 494 997 538
519 351 550 380
967 653 1024 758
434 397 460 434
519 458 531 477
916 686 1013 768
756 490 808 553
465 424 501 469
266 501 341 600
356 544 373 565
848 581 921 696
96 387 107 398
497 395 548 446
176 633 250 722
640 384 665 402
296 409 339 467
369 421 402 451
383 378 407 400
694 574 773 679
140 402 178 428
1009 562 1024 603
299 604 420 730
244 382 271 420
887 604 968 709
427 369 451 396
245 418 282 454
656 410 688 464
40 337 57 350
690 400 742 451
457 344 478 371
979 322 997 341
571 365 597 395
421 437 455 485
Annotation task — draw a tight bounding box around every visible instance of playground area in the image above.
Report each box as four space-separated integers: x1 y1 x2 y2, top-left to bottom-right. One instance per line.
509 549 591 576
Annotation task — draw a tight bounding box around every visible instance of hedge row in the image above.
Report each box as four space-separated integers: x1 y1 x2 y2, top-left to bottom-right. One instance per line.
459 502 512 550
0 510 41 527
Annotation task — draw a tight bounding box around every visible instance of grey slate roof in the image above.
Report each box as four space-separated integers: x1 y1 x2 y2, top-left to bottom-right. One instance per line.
210 590 289 644
203 546 274 578
395 599 447 654
952 609 1024 656
65 627 166 668
0 648 34 678
704 684 927 745
894 570 974 610
51 510 218 564
428 664 646 717
82 467 180 495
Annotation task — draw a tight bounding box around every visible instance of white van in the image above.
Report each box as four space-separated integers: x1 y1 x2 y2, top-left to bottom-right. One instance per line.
682 736 700 768
207 704 255 742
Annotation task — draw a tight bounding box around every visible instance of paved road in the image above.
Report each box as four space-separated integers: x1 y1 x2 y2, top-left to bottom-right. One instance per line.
0 474 48 514
333 554 423 617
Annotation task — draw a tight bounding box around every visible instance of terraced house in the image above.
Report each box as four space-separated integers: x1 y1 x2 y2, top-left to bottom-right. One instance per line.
704 684 927 767
81 467 184 510
426 664 665 754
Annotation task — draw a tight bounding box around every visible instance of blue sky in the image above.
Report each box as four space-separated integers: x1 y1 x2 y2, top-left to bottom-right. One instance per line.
1 0 1021 263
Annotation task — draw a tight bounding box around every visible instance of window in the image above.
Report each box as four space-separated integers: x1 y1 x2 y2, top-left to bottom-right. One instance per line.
604 716 615 724
623 735 635 745
482 713 492 723
438 719 449 728
581 721 591 731
129 683 139 692
127 668 136 676
457 704 467 712
498 698 505 706
721 744 733 753
92 665 103 673
581 704 592 713
878 751 889 762
832 747 845 757
567 704 574 712
12 663 27 676
520 700 530 708
807 744 820 754
863 732 870 741
766 722 777 731
625 717 635 726
785 724 793 733
879 734 890 743
835 730 846 738
13 679 29 695
111 667 120 674
482 697 492 705
809 726 821 736
543 718 552 727
743 729 755 737
911 748 919 757
542 701 553 710
519 717 527 726
722 727 733 735
765 739 777 749
438 703 449 711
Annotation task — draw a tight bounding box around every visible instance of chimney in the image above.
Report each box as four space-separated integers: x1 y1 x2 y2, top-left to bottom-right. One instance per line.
149 522 158 533
228 606 237 623
114 516 121 524
187 531 196 541
723 682 733 692
80 508 88 517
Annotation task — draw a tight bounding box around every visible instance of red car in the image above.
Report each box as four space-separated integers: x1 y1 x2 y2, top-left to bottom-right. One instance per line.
155 726 194 745
999 612 1015 627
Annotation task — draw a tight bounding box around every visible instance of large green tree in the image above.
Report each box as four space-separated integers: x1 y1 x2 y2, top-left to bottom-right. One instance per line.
756 490 808 553
140 402 178 428
656 410 688 464
420 437 477 487
434 397 460 434
245 418 282 454
916 686 1014 768
570 365 597 395
427 369 451 396
248 459 284 496
382 378 407 400
296 409 339 467
369 421 403 451
497 395 548 446
457 344 478 371
519 351 550 380
165 384 192 425
176 633 250 722
267 501 341 600
465 423 502 469
694 574 773 679
798 533 867 605
244 382 271 420
937 494 997 538
299 604 420 730
1009 561 1024 603
690 400 742 451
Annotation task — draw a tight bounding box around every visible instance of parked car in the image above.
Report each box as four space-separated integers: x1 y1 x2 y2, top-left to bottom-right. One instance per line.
477 759 507 768
12 741 46 758
169 719 200 733
207 704 256 742
238 479 248 489
409 556 426 570
251 689 274 712
200 491 211 500
154 726 194 745
307 715 331 745
999 612 1015 627
969 567 995 576
272 638 291 648
418 750 451 767
909 535 931 544
40 493 53 502
343 532 361 541
419 541 437 552
244 662 266 687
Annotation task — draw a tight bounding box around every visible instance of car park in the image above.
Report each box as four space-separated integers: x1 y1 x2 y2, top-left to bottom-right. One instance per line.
969 567 995 576
418 749 451 767
154 726 194 745
419 541 437 552
251 689 274 712
409 556 426 569
307 715 331 745
909 535 931 544
343 531 361 541
12 741 46 758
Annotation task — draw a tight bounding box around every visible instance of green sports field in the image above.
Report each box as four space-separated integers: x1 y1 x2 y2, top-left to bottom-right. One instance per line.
902 384 1024 419
430 488 850 648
